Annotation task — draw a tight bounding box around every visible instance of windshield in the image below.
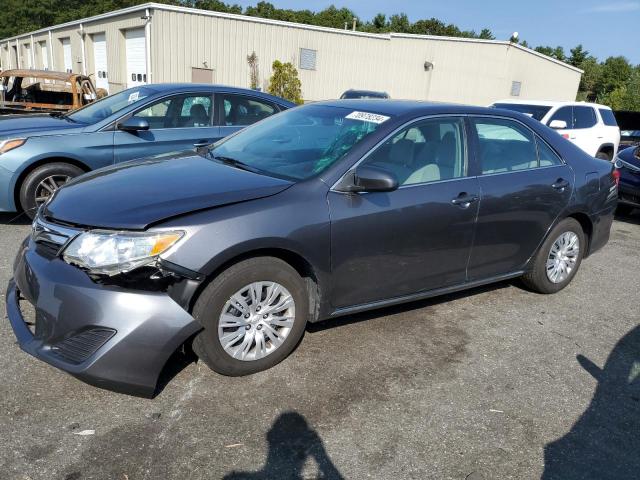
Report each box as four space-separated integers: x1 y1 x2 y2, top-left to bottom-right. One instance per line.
493 103 552 121
209 105 390 180
67 87 155 124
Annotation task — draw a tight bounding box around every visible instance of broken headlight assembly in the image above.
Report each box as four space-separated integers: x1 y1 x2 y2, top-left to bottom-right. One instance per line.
62 230 184 276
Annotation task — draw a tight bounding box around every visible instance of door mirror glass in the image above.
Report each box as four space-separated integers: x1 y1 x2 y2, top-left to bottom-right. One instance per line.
549 119 568 130
340 165 399 193
118 117 150 132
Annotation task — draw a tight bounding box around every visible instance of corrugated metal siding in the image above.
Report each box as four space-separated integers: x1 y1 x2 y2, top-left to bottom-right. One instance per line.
150 10 580 103
1 5 581 104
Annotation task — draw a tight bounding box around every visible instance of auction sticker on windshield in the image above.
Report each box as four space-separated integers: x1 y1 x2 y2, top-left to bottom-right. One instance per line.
345 111 390 124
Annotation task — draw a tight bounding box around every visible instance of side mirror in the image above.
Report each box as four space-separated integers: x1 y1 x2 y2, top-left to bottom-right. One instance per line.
337 165 399 193
118 117 150 133
549 119 568 130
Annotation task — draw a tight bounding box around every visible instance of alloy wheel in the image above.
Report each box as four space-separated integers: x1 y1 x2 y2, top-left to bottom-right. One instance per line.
34 174 72 207
218 281 295 361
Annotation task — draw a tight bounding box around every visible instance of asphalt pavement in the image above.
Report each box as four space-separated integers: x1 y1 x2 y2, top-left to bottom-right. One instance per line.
1 211 638 480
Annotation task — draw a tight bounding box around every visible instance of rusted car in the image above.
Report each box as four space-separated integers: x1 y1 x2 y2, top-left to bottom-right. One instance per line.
0 69 101 115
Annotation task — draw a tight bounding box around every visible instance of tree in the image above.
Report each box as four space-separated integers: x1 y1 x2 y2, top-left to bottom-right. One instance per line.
552 46 566 62
478 28 495 40
247 51 259 89
577 56 602 101
596 56 633 96
267 60 303 104
568 44 589 67
388 13 410 32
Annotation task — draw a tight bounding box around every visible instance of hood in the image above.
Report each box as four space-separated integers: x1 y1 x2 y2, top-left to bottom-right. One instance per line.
43 152 293 229
619 146 640 167
0 114 84 139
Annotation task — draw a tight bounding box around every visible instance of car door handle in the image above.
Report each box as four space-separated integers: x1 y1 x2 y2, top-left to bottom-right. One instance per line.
451 193 478 208
552 178 570 191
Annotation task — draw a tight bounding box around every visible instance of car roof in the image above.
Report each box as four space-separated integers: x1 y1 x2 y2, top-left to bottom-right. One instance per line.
142 83 295 106
493 99 612 110
344 89 388 95
309 99 503 117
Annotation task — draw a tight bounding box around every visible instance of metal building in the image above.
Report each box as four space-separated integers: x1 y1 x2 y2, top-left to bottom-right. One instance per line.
0 2 582 104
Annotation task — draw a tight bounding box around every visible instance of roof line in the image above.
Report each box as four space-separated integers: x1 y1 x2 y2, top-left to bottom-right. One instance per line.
0 2 583 73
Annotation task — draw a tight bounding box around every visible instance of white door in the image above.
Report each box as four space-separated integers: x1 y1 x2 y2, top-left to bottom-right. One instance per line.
93 33 109 93
125 28 147 88
62 38 72 72
40 41 49 70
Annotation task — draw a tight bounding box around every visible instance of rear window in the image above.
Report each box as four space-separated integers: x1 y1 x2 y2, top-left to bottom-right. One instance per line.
493 103 552 121
573 106 597 129
599 108 618 127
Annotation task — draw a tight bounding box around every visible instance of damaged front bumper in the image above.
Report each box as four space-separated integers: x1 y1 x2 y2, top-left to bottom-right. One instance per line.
6 235 203 397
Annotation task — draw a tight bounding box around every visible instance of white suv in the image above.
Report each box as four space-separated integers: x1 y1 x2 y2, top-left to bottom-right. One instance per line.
492 100 621 160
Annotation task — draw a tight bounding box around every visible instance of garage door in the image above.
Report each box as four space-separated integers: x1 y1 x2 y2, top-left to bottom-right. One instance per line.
24 44 32 69
125 28 147 88
93 33 109 93
62 38 72 72
40 41 48 70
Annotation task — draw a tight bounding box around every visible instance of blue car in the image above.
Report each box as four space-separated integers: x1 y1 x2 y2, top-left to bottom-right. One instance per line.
0 84 294 217
614 145 640 214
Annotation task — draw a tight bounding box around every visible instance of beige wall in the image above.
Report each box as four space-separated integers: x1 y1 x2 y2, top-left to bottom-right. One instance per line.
1 6 581 105
150 9 580 104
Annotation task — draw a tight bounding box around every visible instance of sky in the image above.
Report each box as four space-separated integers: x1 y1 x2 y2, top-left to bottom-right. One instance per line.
234 0 640 64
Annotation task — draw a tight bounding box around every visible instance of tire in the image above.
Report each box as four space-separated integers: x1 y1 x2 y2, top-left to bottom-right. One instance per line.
19 162 84 219
192 257 310 376
521 218 585 294
595 151 611 160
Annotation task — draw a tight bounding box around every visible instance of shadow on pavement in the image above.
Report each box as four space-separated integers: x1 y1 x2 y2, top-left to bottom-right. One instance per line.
542 325 640 479
614 210 640 226
224 411 344 480
0 211 32 225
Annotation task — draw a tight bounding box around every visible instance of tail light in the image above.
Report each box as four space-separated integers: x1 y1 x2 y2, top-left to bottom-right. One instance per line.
612 168 620 186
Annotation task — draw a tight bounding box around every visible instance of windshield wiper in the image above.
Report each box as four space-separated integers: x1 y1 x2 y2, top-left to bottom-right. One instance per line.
211 155 261 174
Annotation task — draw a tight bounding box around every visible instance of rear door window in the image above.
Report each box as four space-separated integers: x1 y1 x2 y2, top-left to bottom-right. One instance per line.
220 94 278 126
548 106 573 128
599 108 618 127
472 117 539 174
536 137 563 167
573 106 597 129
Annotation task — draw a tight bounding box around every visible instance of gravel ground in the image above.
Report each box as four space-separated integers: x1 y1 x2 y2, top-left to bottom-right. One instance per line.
0 211 638 480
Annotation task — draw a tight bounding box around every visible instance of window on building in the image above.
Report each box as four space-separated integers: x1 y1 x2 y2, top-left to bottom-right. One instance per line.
510 81 522 96
299 48 317 70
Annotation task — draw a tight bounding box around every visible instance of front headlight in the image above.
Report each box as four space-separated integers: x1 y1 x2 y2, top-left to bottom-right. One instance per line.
62 230 184 276
0 138 26 155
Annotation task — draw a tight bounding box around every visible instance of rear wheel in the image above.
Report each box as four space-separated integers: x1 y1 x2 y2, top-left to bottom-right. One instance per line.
596 151 611 160
192 257 309 376
521 218 585 294
19 162 84 219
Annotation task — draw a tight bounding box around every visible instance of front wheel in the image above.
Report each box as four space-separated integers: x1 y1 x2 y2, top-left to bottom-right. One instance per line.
19 162 84 219
521 218 585 294
192 257 309 376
